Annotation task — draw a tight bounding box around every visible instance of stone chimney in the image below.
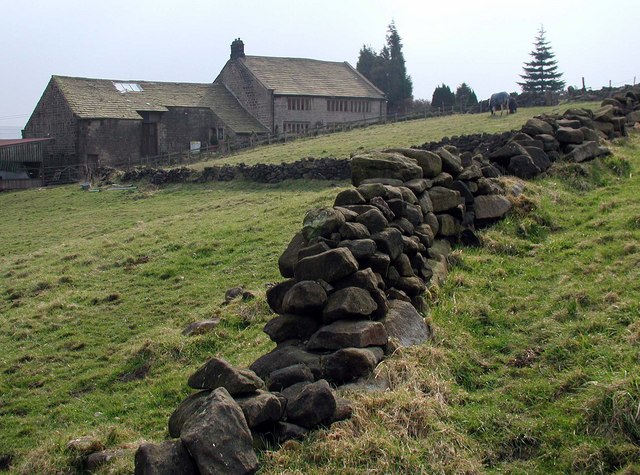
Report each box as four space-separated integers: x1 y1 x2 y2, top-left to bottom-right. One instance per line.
230 38 245 60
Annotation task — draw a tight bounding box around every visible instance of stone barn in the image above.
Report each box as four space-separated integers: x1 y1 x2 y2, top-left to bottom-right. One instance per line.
216 39 387 135
23 76 268 170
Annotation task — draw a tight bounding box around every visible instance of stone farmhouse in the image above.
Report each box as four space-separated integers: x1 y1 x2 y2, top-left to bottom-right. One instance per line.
23 39 386 170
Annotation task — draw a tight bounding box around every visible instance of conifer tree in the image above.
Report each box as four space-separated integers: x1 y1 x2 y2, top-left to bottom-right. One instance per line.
357 22 413 114
431 84 455 110
455 83 478 112
518 26 565 99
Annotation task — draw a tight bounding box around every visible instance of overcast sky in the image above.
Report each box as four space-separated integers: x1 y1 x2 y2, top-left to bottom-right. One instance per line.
1 0 638 138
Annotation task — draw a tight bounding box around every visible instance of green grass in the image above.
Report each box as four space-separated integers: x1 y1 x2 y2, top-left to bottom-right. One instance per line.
0 180 349 473
1 102 637 474
189 101 599 168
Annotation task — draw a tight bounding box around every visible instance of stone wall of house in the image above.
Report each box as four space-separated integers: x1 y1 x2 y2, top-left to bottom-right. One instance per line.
273 96 385 134
161 107 230 152
77 119 141 167
216 61 274 131
23 79 78 163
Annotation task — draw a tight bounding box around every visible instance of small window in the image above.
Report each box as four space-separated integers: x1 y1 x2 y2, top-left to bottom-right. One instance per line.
217 128 224 140
113 82 143 93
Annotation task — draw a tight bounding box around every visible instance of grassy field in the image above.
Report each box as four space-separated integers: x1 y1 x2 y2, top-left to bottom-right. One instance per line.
1 104 638 474
190 101 599 168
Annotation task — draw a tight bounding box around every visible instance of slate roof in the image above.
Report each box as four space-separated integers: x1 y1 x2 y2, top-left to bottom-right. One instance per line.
240 56 385 99
51 76 268 134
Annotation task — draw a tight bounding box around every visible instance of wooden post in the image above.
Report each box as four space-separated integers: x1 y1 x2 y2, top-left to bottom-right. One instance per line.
582 77 586 93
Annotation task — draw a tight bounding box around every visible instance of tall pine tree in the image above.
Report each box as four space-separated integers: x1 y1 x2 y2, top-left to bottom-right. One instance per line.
357 22 413 114
518 26 565 102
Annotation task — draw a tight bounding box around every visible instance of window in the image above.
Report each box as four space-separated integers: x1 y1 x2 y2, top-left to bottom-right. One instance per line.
283 122 310 135
287 97 311 110
328 99 370 113
217 128 224 140
113 82 143 93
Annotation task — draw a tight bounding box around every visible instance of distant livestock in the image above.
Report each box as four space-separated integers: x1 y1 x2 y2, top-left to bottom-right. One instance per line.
489 92 510 116
509 97 518 114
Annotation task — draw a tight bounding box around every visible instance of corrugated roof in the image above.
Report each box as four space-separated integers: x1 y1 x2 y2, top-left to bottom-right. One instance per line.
241 56 385 98
52 76 268 134
0 138 52 148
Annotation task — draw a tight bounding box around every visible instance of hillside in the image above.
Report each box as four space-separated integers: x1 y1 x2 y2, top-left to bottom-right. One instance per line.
1 107 638 474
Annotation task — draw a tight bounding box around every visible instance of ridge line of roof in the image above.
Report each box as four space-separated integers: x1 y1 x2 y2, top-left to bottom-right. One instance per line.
53 75 216 87
243 55 347 65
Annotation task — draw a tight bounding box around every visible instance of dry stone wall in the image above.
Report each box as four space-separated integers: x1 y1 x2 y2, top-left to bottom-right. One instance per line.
132 103 628 474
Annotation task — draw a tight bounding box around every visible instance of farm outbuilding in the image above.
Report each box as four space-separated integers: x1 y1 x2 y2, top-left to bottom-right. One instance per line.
23 76 269 172
0 138 51 191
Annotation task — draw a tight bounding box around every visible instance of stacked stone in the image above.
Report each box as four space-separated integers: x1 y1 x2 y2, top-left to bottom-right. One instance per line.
599 87 640 130
118 157 351 186
419 107 618 181
140 147 517 473
135 355 355 474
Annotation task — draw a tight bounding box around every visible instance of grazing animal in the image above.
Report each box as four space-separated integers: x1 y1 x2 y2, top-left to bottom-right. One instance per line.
508 97 518 114
489 91 510 116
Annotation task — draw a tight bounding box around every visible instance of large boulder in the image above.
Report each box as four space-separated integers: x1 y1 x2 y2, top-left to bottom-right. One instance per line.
337 238 377 259
134 440 198 475
428 186 461 213
322 347 385 384
436 214 461 237
489 142 530 166
338 222 371 240
282 281 327 315
333 189 366 207
187 358 264 396
301 208 345 241
522 117 554 136
355 208 389 234
507 155 541 179
180 388 258 475
594 104 615 122
235 391 284 428
306 320 388 351
565 141 604 163
266 279 295 314
555 127 584 145
250 344 323 380
436 147 463 176
626 110 640 124
277 233 307 278
285 380 337 428
371 227 405 260
524 146 551 171
294 248 359 283
322 287 378 323
382 299 432 347
267 364 315 391
263 314 321 344
168 390 211 438
384 148 442 177
351 151 423 186
474 195 512 221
